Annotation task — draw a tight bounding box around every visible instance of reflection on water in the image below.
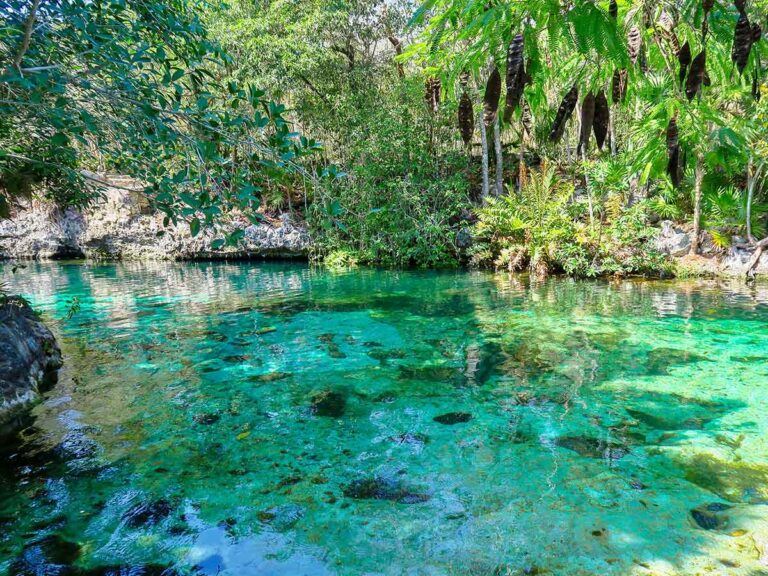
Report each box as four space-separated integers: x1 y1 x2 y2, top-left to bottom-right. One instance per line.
2 261 768 575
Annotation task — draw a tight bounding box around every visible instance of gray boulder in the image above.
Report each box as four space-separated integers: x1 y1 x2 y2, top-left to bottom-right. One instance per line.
655 221 692 257
0 297 62 431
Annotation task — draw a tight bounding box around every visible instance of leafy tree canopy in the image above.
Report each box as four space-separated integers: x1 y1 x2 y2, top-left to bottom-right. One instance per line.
0 0 320 240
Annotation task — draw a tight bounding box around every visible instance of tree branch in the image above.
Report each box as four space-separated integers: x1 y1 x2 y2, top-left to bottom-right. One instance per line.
12 0 43 73
745 237 768 278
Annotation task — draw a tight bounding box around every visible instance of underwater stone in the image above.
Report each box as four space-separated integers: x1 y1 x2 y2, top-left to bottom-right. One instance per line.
626 408 711 431
390 432 429 446
75 564 182 575
248 372 291 383
341 476 430 504
367 348 407 363
400 365 464 384
310 390 346 417
645 347 709 375
257 504 304 531
193 413 220 425
122 499 173 528
433 412 473 425
683 454 768 504
374 392 396 403
690 503 731 531
9 535 81 576
555 436 629 460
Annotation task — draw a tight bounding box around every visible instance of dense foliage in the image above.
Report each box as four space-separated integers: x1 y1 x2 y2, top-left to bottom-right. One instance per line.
4 0 768 274
1 0 317 243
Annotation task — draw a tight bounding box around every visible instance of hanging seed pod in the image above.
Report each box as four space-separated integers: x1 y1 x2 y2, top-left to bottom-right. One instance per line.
685 50 707 100
734 0 746 15
483 66 502 127
609 0 618 20
504 33 526 122
703 0 714 15
666 117 678 155
752 23 762 42
425 77 441 113
733 12 753 74
678 41 692 84
657 11 681 56
611 69 627 104
666 117 681 188
458 91 475 145
549 84 579 143
753 75 762 101
592 90 609 150
578 92 596 154
522 99 533 136
628 26 642 65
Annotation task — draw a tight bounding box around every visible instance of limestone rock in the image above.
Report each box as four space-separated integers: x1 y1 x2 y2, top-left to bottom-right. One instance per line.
0 174 311 260
0 297 62 431
655 221 692 257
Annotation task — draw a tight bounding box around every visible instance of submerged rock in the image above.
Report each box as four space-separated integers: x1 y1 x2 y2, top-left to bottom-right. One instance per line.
9 535 81 575
645 347 709 375
248 371 291 383
625 408 712 431
367 348 407 363
309 390 346 417
76 565 182 575
682 454 768 504
390 432 430 446
122 499 174 528
342 476 430 504
257 504 304 531
555 436 629 460
192 413 220 425
399 364 464 384
0 298 63 433
690 503 732 531
433 412 473 425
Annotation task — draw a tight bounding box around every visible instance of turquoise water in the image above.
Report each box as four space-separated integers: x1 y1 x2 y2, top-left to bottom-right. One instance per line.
2 262 768 575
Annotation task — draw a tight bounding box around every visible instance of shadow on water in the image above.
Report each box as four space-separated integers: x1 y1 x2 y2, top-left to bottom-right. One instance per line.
3 261 768 575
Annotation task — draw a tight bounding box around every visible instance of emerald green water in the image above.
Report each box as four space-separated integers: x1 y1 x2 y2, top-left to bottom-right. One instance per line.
2 262 768 575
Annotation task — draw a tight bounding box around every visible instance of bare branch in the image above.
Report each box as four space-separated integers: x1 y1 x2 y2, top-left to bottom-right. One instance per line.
12 0 43 73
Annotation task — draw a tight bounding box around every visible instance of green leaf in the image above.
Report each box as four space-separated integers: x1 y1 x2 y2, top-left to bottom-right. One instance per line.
190 218 201 237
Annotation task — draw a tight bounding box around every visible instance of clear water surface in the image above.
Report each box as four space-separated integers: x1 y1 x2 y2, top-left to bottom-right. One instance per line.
2 261 768 576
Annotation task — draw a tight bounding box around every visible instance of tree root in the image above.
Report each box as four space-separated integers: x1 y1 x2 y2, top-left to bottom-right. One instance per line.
745 237 768 279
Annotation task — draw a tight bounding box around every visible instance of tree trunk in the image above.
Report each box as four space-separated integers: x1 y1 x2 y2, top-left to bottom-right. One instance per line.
493 115 503 196
582 150 594 229
745 236 768 278
518 131 526 193
689 154 704 256
387 36 405 78
13 0 42 72
746 155 756 243
480 111 489 201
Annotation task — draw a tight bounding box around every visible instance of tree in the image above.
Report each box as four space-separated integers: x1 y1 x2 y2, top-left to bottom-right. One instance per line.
1 0 318 242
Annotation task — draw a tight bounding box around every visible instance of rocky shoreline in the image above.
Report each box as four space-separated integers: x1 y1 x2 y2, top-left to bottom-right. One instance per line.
655 220 768 277
1 175 767 277
0 297 62 434
0 175 311 261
